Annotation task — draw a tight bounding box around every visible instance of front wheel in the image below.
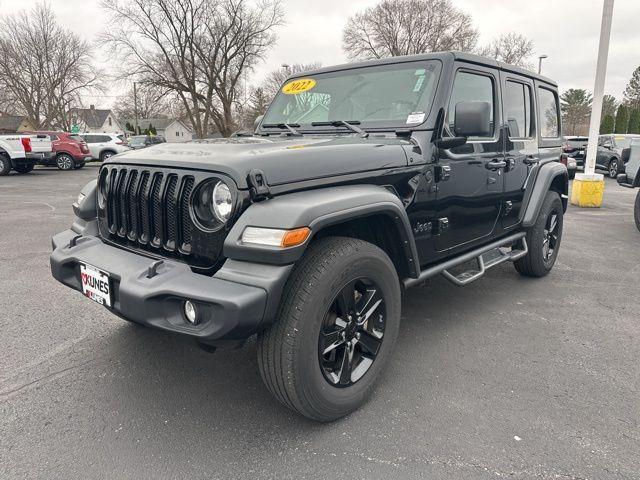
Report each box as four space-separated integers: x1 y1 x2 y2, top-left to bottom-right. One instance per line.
257 237 401 422
515 191 564 277
634 190 640 232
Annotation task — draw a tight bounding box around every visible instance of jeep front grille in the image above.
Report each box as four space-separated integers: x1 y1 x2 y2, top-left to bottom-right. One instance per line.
98 165 228 271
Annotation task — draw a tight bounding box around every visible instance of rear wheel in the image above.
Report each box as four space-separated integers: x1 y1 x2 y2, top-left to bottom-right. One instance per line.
100 150 115 161
14 163 34 174
0 154 11 175
257 237 401 422
56 154 74 170
608 158 619 178
515 191 564 277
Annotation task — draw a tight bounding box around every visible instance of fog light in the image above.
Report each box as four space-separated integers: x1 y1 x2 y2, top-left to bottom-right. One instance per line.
184 300 198 324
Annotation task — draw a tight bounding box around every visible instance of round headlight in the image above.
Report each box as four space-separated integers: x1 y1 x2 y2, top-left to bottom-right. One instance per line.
212 181 232 222
192 178 235 230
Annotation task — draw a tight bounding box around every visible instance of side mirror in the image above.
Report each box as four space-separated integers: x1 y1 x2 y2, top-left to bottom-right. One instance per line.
254 114 264 131
454 101 492 137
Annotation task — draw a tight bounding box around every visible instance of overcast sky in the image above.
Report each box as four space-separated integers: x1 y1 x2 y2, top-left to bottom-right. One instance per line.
2 0 638 108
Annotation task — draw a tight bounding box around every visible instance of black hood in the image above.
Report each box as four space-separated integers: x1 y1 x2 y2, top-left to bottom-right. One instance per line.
106 135 410 189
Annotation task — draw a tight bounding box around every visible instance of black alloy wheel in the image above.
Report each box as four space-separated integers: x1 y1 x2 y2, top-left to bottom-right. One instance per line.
542 211 559 262
318 277 385 387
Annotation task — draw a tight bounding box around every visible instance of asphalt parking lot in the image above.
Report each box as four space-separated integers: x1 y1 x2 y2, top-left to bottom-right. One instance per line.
1 165 639 479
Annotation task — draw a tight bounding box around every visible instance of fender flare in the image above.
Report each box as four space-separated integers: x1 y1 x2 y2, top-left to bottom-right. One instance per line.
223 184 420 278
521 161 568 227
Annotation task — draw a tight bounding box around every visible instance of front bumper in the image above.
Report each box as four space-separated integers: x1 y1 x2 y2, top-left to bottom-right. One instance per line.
50 228 289 344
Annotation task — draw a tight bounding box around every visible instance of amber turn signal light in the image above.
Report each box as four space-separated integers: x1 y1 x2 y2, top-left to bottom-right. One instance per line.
281 227 311 247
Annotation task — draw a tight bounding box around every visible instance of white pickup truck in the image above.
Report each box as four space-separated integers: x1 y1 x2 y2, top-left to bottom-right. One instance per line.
0 133 52 175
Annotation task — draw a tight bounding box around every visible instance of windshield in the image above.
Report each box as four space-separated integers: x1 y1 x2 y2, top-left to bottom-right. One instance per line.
262 60 442 131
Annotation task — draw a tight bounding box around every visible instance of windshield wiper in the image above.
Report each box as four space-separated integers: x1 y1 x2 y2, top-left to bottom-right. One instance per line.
261 123 301 136
311 120 369 138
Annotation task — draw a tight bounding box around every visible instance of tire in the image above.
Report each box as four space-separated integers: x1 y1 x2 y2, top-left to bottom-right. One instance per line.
100 150 115 162
257 237 401 422
515 191 564 277
634 190 640 233
56 154 74 170
568 170 576 180
14 163 34 174
608 158 619 178
0 154 11 175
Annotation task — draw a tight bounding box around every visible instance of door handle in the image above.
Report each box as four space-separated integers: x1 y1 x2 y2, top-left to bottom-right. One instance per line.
524 156 539 165
486 159 507 170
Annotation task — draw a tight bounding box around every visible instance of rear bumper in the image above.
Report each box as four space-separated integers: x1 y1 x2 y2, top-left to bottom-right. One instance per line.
26 151 52 161
50 228 291 344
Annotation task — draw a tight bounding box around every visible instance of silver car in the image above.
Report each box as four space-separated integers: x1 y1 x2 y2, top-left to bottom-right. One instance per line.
78 133 130 161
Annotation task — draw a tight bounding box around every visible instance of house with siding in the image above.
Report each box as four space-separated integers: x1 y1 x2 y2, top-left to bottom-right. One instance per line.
71 106 124 134
121 117 193 142
0 115 37 133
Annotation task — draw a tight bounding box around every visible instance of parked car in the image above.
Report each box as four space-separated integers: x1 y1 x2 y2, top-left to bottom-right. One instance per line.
560 153 577 179
0 135 37 175
77 133 130 161
24 131 92 170
616 139 640 231
127 135 166 150
563 136 588 170
51 51 568 421
596 134 640 178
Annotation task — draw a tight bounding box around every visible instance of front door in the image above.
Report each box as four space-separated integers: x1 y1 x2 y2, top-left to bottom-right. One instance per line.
434 65 504 252
501 73 537 229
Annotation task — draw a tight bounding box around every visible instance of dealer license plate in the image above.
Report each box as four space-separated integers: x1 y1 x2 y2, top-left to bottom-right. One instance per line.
80 263 112 307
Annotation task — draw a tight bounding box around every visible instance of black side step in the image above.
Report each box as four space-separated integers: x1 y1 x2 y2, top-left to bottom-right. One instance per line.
403 232 527 289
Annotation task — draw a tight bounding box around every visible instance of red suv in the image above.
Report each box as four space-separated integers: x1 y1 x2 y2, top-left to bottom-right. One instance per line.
26 131 92 170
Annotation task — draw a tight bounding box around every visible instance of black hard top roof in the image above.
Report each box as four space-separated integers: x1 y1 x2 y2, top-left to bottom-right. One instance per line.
292 51 557 88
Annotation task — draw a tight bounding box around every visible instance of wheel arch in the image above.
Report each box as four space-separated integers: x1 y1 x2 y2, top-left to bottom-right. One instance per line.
521 161 568 228
223 185 420 279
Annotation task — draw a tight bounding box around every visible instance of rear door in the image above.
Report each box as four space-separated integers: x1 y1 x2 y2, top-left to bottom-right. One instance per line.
500 72 537 229
434 64 504 252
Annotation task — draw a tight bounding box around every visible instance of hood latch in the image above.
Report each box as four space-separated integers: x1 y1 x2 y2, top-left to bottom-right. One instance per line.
248 168 271 201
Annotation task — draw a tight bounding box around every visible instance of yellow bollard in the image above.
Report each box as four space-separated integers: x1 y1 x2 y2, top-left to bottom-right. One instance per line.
570 173 605 208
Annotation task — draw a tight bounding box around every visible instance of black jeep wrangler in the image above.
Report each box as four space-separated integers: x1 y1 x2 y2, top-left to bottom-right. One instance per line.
51 52 568 421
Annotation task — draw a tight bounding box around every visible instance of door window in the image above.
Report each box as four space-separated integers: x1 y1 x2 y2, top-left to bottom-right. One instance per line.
538 87 560 138
504 81 534 138
448 71 495 138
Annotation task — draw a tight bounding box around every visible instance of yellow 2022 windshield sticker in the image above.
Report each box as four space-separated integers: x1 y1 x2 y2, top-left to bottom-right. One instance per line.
282 78 316 94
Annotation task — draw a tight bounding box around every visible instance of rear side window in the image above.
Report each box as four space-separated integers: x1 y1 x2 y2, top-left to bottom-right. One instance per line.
69 135 83 142
538 87 560 138
448 71 495 138
49 134 59 140
504 81 534 138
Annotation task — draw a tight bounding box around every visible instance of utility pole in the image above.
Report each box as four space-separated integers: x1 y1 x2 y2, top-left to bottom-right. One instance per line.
584 0 614 176
133 81 139 135
571 0 614 208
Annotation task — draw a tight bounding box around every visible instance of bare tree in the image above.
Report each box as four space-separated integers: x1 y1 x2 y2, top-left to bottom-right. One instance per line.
478 33 535 69
101 0 284 138
112 83 179 119
0 2 101 130
342 0 478 61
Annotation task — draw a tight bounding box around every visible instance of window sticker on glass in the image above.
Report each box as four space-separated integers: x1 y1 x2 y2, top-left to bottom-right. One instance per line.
406 112 426 124
282 78 317 95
